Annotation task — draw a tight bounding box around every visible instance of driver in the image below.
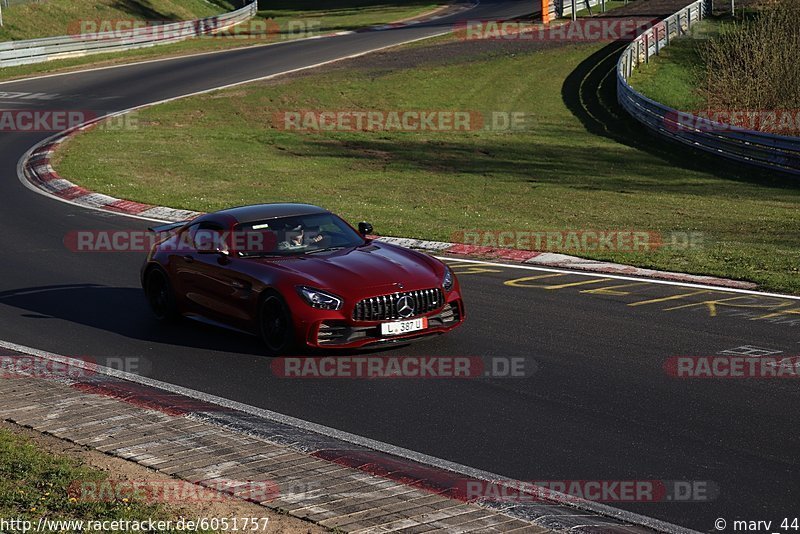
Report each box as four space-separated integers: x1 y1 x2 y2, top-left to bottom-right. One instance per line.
278 224 323 250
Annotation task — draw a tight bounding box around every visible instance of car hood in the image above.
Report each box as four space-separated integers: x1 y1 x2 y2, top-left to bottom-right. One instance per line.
249 242 443 294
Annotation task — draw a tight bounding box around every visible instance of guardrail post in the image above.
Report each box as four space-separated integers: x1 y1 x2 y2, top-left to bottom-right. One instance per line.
665 19 670 45
655 26 660 55
628 48 633 76
644 33 649 63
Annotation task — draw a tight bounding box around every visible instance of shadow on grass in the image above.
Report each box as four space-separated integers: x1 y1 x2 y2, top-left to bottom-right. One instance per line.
110 0 184 22
258 0 440 12
292 133 791 199
110 0 239 21
560 35 800 190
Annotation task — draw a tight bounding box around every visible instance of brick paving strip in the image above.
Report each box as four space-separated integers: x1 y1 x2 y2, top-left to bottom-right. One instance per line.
0 342 700 534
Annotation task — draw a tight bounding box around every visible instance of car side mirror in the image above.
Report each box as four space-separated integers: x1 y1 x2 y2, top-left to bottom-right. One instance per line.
358 222 373 236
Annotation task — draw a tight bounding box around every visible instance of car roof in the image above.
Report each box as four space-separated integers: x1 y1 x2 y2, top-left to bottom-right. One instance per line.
213 203 329 224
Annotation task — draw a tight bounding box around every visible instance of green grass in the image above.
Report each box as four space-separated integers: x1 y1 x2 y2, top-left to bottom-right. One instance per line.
0 428 213 533
627 19 720 109
0 0 441 81
0 0 234 41
53 39 800 293
572 0 628 18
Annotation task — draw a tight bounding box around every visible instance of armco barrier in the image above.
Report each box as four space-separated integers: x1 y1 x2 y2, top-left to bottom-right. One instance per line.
616 0 800 175
545 0 605 21
0 0 257 68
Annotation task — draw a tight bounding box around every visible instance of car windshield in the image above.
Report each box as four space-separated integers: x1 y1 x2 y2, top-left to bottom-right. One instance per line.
234 212 365 257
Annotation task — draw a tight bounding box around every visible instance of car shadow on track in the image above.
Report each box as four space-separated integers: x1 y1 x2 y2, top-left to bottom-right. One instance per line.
0 284 268 356
560 37 800 188
0 284 416 357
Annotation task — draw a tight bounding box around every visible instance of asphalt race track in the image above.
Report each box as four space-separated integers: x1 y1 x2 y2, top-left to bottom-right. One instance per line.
1 1 798 530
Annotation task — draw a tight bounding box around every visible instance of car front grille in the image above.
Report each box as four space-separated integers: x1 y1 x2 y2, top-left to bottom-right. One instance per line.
353 288 444 321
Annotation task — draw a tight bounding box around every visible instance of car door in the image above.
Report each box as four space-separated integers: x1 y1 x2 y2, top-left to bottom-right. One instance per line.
186 223 257 328
172 221 228 318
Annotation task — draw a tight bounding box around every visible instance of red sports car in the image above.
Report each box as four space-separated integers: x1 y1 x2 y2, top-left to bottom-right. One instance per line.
141 203 465 354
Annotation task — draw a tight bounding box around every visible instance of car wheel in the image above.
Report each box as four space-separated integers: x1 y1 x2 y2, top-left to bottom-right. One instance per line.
259 291 295 355
145 268 179 322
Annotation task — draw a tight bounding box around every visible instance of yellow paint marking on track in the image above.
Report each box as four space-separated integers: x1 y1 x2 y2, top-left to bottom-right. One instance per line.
753 308 800 320
663 296 783 317
543 278 614 290
664 297 746 317
504 274 566 287
627 290 711 307
580 282 651 296
451 265 504 275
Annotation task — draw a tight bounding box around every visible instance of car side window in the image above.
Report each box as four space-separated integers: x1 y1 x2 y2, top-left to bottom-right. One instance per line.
189 222 226 252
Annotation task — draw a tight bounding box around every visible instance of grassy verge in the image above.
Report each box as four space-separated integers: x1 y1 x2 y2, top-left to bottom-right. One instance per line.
627 19 720 109
0 0 442 82
572 0 628 18
0 427 215 533
53 37 800 293
0 0 233 41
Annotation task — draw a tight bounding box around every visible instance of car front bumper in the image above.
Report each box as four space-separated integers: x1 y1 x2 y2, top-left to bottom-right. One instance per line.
292 294 465 350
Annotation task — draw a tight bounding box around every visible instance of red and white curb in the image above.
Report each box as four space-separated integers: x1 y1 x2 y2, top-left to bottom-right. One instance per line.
22 131 757 291
24 121 204 223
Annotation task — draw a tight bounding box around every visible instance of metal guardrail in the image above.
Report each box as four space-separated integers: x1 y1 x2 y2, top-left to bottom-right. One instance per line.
616 0 800 175
0 0 258 68
547 0 604 20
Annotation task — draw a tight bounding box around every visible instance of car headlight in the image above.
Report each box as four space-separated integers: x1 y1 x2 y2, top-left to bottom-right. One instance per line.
297 286 343 310
442 265 455 292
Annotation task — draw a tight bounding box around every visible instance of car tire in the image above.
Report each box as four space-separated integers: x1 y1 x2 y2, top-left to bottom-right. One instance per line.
144 267 180 322
259 291 295 355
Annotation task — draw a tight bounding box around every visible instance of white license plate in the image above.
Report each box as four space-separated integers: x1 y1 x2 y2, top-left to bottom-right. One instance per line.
381 317 428 336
